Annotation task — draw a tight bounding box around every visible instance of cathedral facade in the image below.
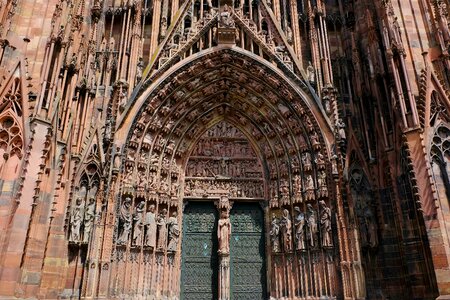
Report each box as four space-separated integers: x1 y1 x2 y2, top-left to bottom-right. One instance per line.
0 0 448 298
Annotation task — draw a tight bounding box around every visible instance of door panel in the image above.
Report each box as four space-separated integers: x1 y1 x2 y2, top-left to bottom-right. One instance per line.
181 202 218 300
230 203 267 300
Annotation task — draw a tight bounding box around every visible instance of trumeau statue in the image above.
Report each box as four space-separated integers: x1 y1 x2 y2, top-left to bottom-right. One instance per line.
117 197 132 245
306 204 318 248
319 200 333 247
167 212 180 252
132 201 145 246
270 213 281 253
218 209 231 255
156 208 168 251
280 209 293 252
70 198 84 242
83 197 96 243
145 204 157 248
294 206 306 251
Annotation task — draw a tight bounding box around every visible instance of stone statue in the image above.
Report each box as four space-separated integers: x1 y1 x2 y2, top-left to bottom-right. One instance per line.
83 197 96 243
294 206 306 251
70 198 84 242
132 201 145 246
319 200 333 247
305 174 315 201
136 57 144 82
336 119 346 141
117 197 132 245
280 209 293 252
156 208 168 250
218 209 231 255
113 147 121 170
167 212 180 252
364 205 378 248
306 61 315 84
269 213 281 253
144 204 157 248
306 204 318 248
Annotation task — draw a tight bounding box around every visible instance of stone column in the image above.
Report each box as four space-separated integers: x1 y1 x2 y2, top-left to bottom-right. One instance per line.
218 253 230 300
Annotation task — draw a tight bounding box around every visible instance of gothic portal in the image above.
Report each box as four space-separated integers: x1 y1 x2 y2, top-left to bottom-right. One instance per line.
0 0 449 298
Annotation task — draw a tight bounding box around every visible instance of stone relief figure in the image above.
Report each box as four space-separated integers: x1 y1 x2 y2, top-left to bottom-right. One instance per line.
144 204 157 248
156 208 168 250
70 198 84 242
167 212 180 252
117 197 132 245
280 209 293 252
269 213 281 252
306 204 318 248
294 206 306 250
83 197 96 243
319 200 333 247
218 209 231 255
132 201 145 246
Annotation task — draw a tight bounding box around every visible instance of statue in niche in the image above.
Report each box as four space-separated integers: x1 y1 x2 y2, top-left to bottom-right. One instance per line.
117 197 132 245
136 57 144 82
144 204 157 248
167 212 180 252
219 4 234 28
286 26 293 45
156 208 168 250
70 197 84 242
218 209 231 255
319 200 333 247
269 213 281 252
336 119 346 141
280 209 293 252
113 147 121 170
83 197 96 243
294 206 306 250
361 205 378 248
306 61 315 84
306 204 318 248
132 201 145 246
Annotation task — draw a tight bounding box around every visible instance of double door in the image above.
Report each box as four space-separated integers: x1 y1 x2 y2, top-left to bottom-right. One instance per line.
181 202 267 299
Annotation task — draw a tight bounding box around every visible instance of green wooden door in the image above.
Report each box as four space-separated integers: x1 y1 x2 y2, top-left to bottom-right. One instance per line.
230 202 267 299
181 202 218 300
